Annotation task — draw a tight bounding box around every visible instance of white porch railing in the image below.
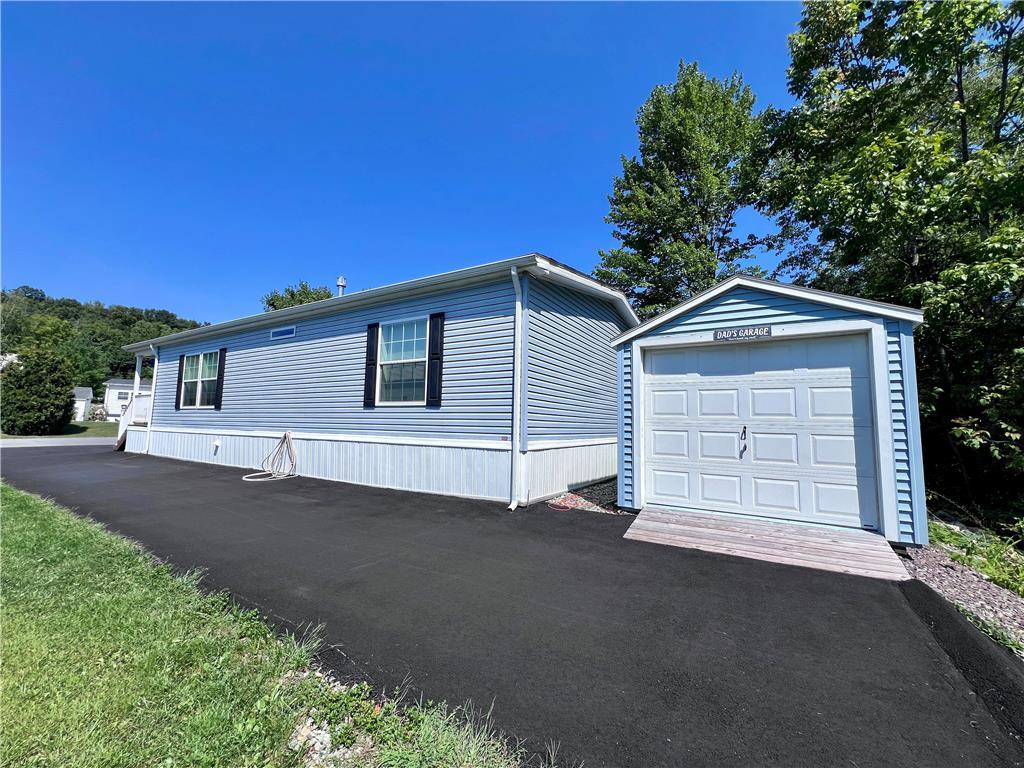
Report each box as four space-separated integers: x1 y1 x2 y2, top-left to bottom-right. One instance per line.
117 392 152 440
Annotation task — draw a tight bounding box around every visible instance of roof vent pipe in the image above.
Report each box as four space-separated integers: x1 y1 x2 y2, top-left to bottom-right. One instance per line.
336 276 347 296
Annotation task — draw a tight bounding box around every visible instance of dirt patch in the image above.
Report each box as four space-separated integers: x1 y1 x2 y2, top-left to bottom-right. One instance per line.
546 479 629 515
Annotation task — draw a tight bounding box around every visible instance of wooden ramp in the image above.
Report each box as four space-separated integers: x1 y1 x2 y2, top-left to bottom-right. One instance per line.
625 507 910 581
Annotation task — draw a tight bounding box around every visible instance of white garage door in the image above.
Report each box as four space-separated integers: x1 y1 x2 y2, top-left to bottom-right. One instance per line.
642 334 878 530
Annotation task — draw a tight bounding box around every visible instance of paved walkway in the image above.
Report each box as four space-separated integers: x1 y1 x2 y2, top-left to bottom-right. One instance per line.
3 446 1022 768
2 437 115 448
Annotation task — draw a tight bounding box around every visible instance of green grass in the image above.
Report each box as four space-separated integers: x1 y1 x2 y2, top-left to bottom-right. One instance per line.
1 421 118 439
0 485 549 768
928 518 1024 598
957 607 1024 657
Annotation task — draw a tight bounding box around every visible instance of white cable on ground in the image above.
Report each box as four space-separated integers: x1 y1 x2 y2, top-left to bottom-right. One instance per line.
243 431 298 481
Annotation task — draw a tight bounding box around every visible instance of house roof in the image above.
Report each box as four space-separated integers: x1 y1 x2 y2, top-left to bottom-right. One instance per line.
104 378 153 389
73 387 93 400
611 275 924 347
123 253 639 354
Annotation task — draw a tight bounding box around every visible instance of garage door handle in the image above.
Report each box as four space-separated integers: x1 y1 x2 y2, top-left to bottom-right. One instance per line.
740 426 747 441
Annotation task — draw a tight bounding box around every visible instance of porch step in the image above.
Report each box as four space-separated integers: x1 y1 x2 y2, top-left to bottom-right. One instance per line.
625 508 910 581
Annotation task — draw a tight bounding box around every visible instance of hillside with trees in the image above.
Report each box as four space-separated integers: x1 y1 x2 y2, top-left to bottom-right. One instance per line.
0 286 204 393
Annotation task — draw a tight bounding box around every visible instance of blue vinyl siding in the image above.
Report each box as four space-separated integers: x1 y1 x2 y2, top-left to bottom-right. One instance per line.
618 344 634 508
617 286 927 543
151 279 515 441
648 287 861 335
524 277 627 442
888 319 927 544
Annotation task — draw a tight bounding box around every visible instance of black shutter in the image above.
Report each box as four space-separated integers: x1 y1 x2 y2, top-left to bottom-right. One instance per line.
174 354 185 410
426 312 444 407
363 323 379 408
213 348 227 410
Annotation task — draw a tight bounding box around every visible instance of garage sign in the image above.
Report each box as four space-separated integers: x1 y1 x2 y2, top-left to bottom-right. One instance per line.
713 324 772 341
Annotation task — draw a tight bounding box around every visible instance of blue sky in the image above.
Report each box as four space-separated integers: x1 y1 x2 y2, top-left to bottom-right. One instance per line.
2 2 802 323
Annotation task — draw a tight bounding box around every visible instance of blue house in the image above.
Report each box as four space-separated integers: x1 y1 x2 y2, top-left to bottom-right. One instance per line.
122 254 638 505
611 276 928 545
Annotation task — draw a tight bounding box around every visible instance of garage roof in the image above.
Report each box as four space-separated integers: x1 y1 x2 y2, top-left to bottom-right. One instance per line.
611 276 924 346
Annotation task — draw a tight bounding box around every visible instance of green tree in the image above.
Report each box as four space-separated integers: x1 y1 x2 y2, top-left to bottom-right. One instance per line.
595 62 771 318
763 0 1024 524
0 351 75 435
261 281 333 312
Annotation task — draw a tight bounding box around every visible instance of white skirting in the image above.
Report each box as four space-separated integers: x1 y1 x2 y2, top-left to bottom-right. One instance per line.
128 427 513 501
521 439 617 504
125 428 617 504
125 427 148 452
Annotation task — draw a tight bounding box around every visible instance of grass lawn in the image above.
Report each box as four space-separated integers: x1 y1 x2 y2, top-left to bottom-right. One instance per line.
0 484 544 768
928 518 1024 598
1 421 118 439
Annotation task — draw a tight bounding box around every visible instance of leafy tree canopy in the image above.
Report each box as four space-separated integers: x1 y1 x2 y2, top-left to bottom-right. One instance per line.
763 0 1024 523
595 62 773 318
0 286 202 393
261 281 334 312
0 350 75 435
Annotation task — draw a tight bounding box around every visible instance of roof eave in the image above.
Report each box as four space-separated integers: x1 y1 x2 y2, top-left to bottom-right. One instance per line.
123 253 548 353
123 253 638 353
610 276 924 347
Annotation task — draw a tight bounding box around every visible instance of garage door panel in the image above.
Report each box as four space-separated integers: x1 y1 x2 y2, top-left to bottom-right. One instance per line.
699 431 740 461
751 432 798 464
651 430 688 458
750 388 796 418
699 473 742 506
650 390 688 417
642 334 879 530
753 477 800 513
698 389 738 417
650 469 690 502
810 434 858 469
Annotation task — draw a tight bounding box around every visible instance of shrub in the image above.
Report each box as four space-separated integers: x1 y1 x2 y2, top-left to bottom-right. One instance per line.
1 351 75 435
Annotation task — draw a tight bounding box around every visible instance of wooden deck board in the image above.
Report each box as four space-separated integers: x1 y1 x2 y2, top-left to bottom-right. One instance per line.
625 508 910 581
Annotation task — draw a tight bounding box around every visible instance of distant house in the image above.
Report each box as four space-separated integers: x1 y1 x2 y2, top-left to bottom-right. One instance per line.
72 387 94 421
103 378 152 421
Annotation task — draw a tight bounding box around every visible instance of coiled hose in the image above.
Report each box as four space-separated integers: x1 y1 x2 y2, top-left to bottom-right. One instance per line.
243 432 298 481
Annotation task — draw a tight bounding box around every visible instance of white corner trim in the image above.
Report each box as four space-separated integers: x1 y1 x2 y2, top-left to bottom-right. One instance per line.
509 266 525 505
527 436 617 451
147 426 513 451
611 276 924 347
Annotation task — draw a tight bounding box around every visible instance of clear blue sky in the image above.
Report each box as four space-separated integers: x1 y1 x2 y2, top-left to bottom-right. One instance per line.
2 2 802 323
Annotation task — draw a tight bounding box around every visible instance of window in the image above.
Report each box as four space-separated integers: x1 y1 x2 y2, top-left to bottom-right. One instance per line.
116 391 130 401
270 326 296 340
181 350 220 408
377 318 427 404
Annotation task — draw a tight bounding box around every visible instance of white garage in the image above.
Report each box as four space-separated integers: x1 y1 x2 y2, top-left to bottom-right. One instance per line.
614 276 928 546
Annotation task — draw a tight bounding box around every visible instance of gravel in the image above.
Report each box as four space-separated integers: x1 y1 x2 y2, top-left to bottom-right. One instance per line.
902 544 1024 655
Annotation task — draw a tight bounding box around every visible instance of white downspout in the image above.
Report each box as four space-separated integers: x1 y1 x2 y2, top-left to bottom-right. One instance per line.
509 267 524 510
144 344 159 454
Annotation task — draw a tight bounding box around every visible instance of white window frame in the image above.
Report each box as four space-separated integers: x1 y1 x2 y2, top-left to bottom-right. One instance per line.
375 315 430 407
269 325 296 340
116 390 130 401
179 349 221 410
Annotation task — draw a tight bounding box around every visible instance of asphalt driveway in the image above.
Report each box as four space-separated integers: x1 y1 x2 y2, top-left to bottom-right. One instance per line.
3 446 1022 767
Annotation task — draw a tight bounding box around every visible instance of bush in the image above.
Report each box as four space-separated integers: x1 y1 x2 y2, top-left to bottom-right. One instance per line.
1 352 75 435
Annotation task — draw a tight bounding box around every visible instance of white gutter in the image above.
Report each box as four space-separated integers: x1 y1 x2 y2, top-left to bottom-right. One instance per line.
508 266 524 510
